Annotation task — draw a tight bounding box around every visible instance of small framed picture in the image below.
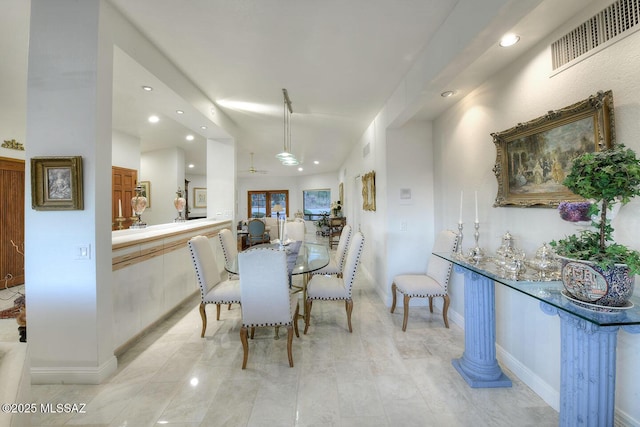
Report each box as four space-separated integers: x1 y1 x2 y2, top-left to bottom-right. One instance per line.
193 187 207 208
31 156 83 210
139 181 151 208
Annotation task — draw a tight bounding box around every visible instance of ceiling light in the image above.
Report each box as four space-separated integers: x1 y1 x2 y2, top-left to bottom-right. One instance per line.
176 110 184 114
188 164 195 168
148 115 159 123
499 33 520 47
441 90 455 98
142 85 153 91
186 134 194 141
314 160 319 165
298 167 303 171
200 126 207 130
276 88 300 166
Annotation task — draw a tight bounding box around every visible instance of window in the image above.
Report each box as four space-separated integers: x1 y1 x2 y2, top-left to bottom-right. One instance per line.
248 190 288 218
303 189 331 220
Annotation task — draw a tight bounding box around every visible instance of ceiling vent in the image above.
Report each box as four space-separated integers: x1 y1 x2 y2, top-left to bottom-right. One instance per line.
551 0 640 70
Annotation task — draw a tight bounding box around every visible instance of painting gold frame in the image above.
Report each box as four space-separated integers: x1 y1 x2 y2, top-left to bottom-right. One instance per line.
31 156 84 210
362 171 376 211
139 181 151 208
492 90 615 208
193 187 207 208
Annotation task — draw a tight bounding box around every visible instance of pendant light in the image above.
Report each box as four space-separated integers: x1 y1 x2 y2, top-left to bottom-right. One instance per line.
276 88 299 165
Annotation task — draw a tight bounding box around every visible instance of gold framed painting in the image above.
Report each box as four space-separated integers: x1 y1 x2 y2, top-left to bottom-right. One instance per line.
362 171 376 211
139 181 151 208
492 90 615 207
193 187 207 208
31 156 84 210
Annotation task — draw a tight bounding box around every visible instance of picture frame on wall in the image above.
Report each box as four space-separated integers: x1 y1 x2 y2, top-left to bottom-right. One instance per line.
31 156 83 210
492 90 614 208
362 171 376 211
139 181 151 208
193 187 207 208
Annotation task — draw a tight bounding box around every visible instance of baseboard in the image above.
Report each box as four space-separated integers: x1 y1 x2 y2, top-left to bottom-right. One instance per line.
31 355 117 385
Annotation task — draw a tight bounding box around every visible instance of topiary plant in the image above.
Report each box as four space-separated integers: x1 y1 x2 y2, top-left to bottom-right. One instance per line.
550 144 640 275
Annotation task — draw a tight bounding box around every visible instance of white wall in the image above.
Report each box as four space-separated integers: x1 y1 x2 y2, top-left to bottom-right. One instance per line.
431 0 640 420
111 129 140 171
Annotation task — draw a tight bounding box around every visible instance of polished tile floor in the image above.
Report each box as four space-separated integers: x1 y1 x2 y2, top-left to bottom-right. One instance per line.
2 240 559 426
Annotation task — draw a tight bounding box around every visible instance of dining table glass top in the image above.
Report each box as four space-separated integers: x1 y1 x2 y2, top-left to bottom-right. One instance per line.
225 241 330 276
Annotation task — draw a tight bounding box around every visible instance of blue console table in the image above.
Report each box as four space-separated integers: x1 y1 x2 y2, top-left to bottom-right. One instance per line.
434 252 640 427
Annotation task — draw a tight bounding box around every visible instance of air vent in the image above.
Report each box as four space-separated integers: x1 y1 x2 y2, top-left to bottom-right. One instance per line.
551 0 640 69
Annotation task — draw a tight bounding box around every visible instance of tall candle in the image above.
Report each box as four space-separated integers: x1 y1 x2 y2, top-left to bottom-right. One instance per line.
475 191 479 223
118 199 122 217
458 190 463 224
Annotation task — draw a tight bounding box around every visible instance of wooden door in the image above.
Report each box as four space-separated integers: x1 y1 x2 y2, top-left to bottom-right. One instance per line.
112 166 137 230
0 157 25 288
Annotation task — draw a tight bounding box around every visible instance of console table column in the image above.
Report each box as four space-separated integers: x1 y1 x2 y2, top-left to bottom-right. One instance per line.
540 302 640 426
452 266 512 388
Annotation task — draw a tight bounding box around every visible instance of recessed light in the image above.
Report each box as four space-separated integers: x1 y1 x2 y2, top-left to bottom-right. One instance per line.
200 126 207 130
188 164 195 168
499 33 520 47
186 135 194 141
441 90 455 98
176 110 184 114
142 86 153 91
148 115 159 123
298 167 303 172
314 160 319 165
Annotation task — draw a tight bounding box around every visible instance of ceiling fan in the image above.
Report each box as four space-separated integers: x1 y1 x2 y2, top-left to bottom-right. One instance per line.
240 152 268 174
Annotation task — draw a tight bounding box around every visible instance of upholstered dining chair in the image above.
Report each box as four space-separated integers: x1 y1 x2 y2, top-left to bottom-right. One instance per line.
285 220 305 242
238 247 300 369
304 231 364 334
390 229 459 331
187 235 241 337
247 219 270 246
218 228 238 278
312 224 352 277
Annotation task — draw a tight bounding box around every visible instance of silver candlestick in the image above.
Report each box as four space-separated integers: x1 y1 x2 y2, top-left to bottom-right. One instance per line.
455 222 464 260
467 221 485 263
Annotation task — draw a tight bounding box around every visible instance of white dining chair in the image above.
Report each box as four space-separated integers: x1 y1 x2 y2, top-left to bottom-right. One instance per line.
390 229 459 330
187 235 241 337
238 247 300 369
312 224 352 277
285 220 305 242
304 231 364 334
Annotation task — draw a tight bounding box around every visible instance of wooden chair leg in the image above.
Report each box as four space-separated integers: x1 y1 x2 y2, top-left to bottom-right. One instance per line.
390 283 397 313
228 303 232 310
429 296 434 313
240 326 249 369
199 303 207 338
402 294 411 332
250 327 255 339
287 325 294 367
442 295 450 328
304 300 313 334
216 303 221 320
293 303 300 338
345 299 353 333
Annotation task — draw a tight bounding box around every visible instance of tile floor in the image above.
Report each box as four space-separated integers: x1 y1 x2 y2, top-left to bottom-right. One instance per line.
1 239 559 426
